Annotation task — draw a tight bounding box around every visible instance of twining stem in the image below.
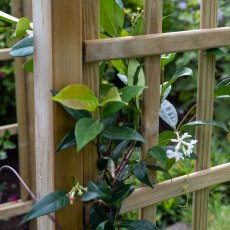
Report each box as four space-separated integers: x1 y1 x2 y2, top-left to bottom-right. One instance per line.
0 165 63 230
177 104 197 131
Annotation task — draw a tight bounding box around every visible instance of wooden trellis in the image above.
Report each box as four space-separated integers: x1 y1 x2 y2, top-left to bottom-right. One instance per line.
1 0 230 230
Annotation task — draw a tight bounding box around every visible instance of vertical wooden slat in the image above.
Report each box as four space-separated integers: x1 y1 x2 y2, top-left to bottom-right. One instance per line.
140 0 162 223
82 0 100 226
11 0 31 201
192 1 218 230
33 0 83 229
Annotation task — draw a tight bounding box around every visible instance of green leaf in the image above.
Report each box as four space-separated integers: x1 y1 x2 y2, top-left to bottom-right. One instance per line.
148 146 167 166
161 67 193 96
205 48 229 57
112 140 129 162
119 86 146 103
165 158 175 170
160 100 178 129
102 126 146 143
158 131 176 146
101 87 123 106
10 36 33 57
0 11 19 24
11 17 32 39
52 84 99 112
118 220 159 230
117 73 128 85
22 58 34 73
216 78 230 88
100 0 124 37
160 82 171 102
96 221 111 230
161 53 176 71
133 160 153 188
56 129 76 152
101 101 125 118
132 16 144 36
23 191 69 223
115 0 123 9
147 165 171 179
3 140 16 150
111 59 127 74
180 120 228 132
75 118 103 151
214 86 230 98
127 59 145 86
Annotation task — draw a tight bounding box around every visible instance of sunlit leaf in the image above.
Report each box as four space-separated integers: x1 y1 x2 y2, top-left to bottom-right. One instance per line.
22 58 34 73
0 11 18 24
101 87 123 106
52 84 99 111
11 17 31 39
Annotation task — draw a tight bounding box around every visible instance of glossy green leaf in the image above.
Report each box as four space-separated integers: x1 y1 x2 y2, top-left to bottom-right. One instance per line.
148 146 167 166
147 165 171 179
165 158 175 170
117 73 128 85
75 118 103 151
214 86 230 98
102 126 146 143
52 84 99 111
56 128 76 152
22 58 34 73
127 59 145 86
160 100 178 129
132 16 144 36
216 78 230 88
10 36 33 57
96 221 111 230
11 17 31 39
101 101 125 118
112 140 129 162
111 59 127 74
180 120 228 132
118 220 159 230
100 0 124 37
158 131 176 146
0 11 19 24
119 86 146 102
101 87 123 106
161 67 193 96
160 82 171 102
115 0 123 9
23 191 69 223
161 53 176 71
205 48 229 57
133 160 153 188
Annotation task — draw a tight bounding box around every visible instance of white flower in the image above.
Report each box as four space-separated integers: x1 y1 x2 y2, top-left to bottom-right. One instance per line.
166 131 198 161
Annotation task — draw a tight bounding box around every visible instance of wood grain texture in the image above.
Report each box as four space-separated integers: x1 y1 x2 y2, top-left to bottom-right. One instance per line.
0 48 12 61
0 123 18 136
0 200 33 219
84 27 230 62
140 0 162 222
12 0 31 201
33 0 83 229
192 1 218 230
82 0 99 226
120 162 230 214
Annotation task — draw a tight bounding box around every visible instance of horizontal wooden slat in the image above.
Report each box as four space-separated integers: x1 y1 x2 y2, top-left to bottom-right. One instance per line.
0 48 13 61
120 162 230 214
0 123 18 136
84 27 230 62
0 200 33 219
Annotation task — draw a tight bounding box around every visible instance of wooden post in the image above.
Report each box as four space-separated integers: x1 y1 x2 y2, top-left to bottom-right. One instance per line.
12 0 31 201
82 0 100 226
33 0 83 229
140 0 162 223
192 1 218 230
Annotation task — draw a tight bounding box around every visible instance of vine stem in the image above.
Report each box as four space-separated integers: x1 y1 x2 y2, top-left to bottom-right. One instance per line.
176 104 197 131
0 165 63 230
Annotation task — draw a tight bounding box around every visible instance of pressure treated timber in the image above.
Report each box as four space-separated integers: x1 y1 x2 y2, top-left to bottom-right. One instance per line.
82 0 99 226
120 162 230 214
140 0 162 222
33 0 83 229
84 27 230 62
0 200 33 220
192 1 218 230
0 48 12 61
12 0 31 201
0 123 18 136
